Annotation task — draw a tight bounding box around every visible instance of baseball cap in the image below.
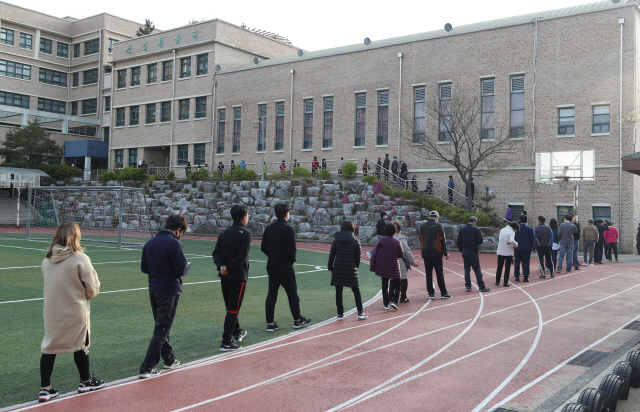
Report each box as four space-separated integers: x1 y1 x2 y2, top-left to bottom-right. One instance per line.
468 216 477 222
429 211 439 218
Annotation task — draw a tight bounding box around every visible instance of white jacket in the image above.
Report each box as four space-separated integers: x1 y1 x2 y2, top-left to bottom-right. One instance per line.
497 226 518 256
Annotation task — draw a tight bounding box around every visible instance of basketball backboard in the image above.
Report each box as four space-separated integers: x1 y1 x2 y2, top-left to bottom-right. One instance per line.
535 150 595 182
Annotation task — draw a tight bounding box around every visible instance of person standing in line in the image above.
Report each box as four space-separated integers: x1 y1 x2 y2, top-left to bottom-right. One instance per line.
338 157 344 176
556 214 578 273
569 214 581 270
311 156 319 175
376 212 388 237
261 203 312 332
185 161 191 177
218 161 224 179
376 157 382 179
212 205 252 351
240 159 246 170
604 221 619 262
230 160 235 173
594 219 608 264
370 223 404 310
362 158 369 176
465 178 475 203
39 223 104 402
280 160 286 172
447 176 454 204
426 178 433 196
505 204 513 223
400 160 408 175
139 215 189 378
382 154 390 182
399 171 408 190
456 216 490 293
321 158 327 170
327 220 368 320
549 218 560 271
293 159 301 168
391 220 419 303
419 211 452 299
581 218 598 266
636 223 640 255
411 175 418 193
513 214 535 282
496 222 519 287
391 156 398 181
534 216 555 279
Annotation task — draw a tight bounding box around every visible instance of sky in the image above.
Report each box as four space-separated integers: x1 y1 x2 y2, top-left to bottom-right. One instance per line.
10 0 620 51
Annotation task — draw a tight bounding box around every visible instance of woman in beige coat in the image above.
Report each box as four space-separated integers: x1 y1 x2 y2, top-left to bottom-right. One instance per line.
390 220 419 303
39 222 104 402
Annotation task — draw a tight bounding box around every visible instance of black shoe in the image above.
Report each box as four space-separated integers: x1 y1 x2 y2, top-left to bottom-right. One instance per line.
503 283 510 287
466 287 472 292
428 294 435 299
514 277 520 282
357 311 368 320
551 274 555 278
266 322 279 332
220 342 242 351
574 266 581 270
164 359 181 370
39 386 59 402
233 329 247 342
293 317 312 329
336 314 343 321
523 279 530 282
139 368 161 379
400 298 410 303
495 282 500 286
479 287 490 292
441 294 452 299
78 376 105 393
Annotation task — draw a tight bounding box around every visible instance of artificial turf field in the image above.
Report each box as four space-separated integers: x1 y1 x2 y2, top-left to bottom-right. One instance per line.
0 233 380 408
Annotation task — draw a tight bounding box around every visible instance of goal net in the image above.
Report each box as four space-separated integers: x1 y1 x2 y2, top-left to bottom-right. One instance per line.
26 186 153 247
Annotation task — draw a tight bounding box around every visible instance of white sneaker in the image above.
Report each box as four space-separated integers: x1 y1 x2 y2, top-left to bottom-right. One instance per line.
366 251 372 259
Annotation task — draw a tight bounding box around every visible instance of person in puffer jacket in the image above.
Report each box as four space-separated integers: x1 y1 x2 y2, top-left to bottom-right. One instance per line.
370 223 403 310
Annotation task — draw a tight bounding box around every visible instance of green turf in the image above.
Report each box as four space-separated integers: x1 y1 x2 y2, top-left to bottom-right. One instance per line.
0 234 379 408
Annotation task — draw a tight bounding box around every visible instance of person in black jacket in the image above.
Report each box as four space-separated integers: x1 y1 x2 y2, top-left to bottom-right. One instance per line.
456 216 490 293
636 223 640 255
328 220 368 320
139 214 190 378
261 203 311 332
212 205 252 351
594 219 608 264
376 212 388 236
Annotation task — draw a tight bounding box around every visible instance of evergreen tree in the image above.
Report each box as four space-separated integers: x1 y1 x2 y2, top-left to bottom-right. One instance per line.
136 19 155 37
0 119 64 167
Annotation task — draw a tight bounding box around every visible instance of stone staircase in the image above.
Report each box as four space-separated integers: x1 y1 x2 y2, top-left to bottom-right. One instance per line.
0 197 27 226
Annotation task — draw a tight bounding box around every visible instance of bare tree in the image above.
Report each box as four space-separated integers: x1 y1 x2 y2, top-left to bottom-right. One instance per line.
621 110 640 153
406 86 518 211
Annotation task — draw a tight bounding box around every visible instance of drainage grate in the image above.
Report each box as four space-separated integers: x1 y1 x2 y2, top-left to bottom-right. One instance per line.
624 321 640 331
494 408 521 412
567 350 610 367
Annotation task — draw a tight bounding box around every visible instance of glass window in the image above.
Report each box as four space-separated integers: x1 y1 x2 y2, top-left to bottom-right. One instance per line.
57 42 68 58
275 102 284 151
128 148 138 167
323 97 333 148
104 65 112 74
180 57 191 78
116 108 125 126
71 101 78 115
0 59 31 80
1 28 14 45
84 39 99 55
72 72 79 87
179 99 190 120
197 54 208 75
146 104 156 124
557 206 574 222
19 33 32 49
558 108 575 135
73 44 80 58
593 105 610 133
354 93 366 147
103 127 109 142
68 126 97 137
117 70 126 88
82 99 97 114
131 66 140 86
233 107 241 153
217 109 225 154
37 97 65 114
162 61 172 81
147 63 157 83
510 76 525 138
439 84 452 142
130 105 139 125
108 38 117 53
0 91 29 109
161 101 171 122
195 96 206 118
177 145 188 165
104 96 111 112
39 68 67 87
592 206 611 222
83 69 98 85
413 87 425 143
377 91 389 145
114 149 123 167
304 100 313 149
482 79 495 140
40 38 52 54
194 144 205 165
258 104 267 152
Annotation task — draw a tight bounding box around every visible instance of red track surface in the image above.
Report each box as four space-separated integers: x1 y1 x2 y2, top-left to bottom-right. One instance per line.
5 236 640 412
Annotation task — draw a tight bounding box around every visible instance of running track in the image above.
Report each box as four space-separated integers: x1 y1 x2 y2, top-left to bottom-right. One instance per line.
5 236 640 412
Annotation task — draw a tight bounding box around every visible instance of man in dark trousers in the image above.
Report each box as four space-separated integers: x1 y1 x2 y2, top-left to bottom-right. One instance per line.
456 216 490 293
636 223 640 255
391 156 398 181
569 214 581 270
139 214 190 378
376 212 388 236
419 211 451 299
594 219 608 264
375 157 382 179
534 216 554 279
513 214 535 282
447 176 454 204
261 203 311 332
382 154 390 182
213 205 252 351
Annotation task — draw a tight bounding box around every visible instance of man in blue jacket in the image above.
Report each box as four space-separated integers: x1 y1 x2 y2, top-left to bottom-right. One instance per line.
139 214 190 378
513 214 535 282
456 216 490 293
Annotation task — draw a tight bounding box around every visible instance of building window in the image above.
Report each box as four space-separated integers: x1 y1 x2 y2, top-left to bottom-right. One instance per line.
84 39 99 55
0 59 31 80
197 54 208 75
180 57 191 78
593 105 610 133
117 70 126 88
1 28 14 45
103 127 109 142
162 61 172 81
68 126 96 137
258 105 267 152
592 206 611 222
179 99 190 120
377 91 389 145
413 87 425 143
439 84 452 141
510 76 525 138
558 108 575 135
19 33 32 50
82 99 97 114
39 38 52 54
177 145 188 165
557 205 574 222
147 63 157 83
128 148 138 167
161 102 171 122
39 68 67 87
323 97 333 148
71 101 78 115
233 107 241 153
104 96 111 112
217 109 225 154
0 91 29 109
354 93 366 147
116 108 125 126
73 44 80 58
108 38 117 53
72 72 79 87
194 144 205 165
83 69 98 85
304 100 313 149
146 104 156 124
481 79 495 140
195 97 206 118
114 149 123 168
131 66 140 86
275 102 284 151
130 105 139 125
56 42 68 58
37 98 65 114
104 65 112 74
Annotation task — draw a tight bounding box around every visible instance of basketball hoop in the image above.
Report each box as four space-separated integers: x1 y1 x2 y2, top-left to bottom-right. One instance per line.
563 176 570 182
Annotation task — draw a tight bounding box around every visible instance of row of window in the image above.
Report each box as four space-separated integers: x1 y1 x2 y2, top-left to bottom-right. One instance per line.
0 59 31 80
116 54 209 88
71 69 99 86
0 57 101 88
70 99 97 115
0 28 99 57
0 91 101 117
557 106 610 135
0 91 29 108
177 144 206 165
115 97 207 127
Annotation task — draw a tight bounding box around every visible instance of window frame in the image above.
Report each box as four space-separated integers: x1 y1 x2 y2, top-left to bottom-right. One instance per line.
83 69 98 85
413 87 426 143
72 72 79 87
114 149 124 168
195 96 206 118
197 54 208 75
180 57 191 78
131 66 141 86
354 93 366 147
0 59 31 80
304 99 313 149
377 91 389 145
592 105 610 134
258 104 267 152
129 105 139 125
0 28 14 45
128 148 138 167
82 99 97 115
0 91 30 109
592 206 611 222
275 102 285 151
73 44 80 58
323 97 333 148
509 76 525 138
161 101 171 122
233 107 241 153
39 37 52 54
179 99 190 120
194 143 205 165
116 108 125 126
19 32 33 50
84 39 99 55
57 42 68 58
39 68 67 87
217 109 226 154
104 96 111 112
146 103 156 124
147 63 157 83
439 83 452 142
37 97 65 114
71 101 78 115
162 61 172 81
558 107 575 136
177 145 189 166
481 79 495 140
117 70 126 88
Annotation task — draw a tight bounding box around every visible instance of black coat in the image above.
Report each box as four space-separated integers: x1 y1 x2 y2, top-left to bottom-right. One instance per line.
327 230 361 287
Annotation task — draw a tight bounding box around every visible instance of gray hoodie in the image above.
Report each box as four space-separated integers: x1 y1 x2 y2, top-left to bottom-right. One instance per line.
557 221 578 245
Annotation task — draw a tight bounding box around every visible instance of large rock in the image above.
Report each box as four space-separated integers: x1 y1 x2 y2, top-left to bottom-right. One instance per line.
258 180 271 189
217 219 230 228
313 208 331 226
308 197 318 206
299 222 312 232
176 198 190 214
306 187 321 196
193 215 208 227
441 223 456 240
275 181 291 190
297 232 317 239
358 225 376 242
245 221 265 237
275 188 291 199
347 194 362 203
321 184 340 194
329 225 340 236
251 188 266 200
293 197 307 211
352 202 366 213
333 215 344 225
241 197 254 205
408 235 421 246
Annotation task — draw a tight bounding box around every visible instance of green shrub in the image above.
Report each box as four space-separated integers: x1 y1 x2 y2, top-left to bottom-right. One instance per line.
317 169 331 179
36 164 80 181
166 171 176 181
271 170 292 180
362 175 380 185
292 167 312 177
98 171 117 182
341 162 357 178
189 168 209 182
224 168 258 181
147 174 157 185
118 167 148 182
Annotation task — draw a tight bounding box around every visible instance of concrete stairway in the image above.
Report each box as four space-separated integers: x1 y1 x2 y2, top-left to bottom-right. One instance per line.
0 197 27 226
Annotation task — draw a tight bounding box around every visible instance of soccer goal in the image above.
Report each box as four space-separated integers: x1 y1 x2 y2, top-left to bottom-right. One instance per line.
26 186 153 247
